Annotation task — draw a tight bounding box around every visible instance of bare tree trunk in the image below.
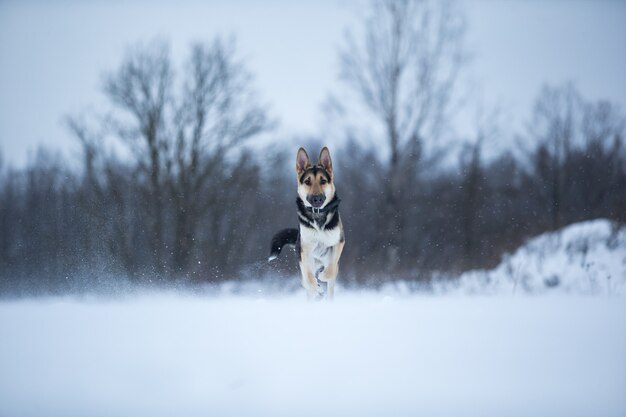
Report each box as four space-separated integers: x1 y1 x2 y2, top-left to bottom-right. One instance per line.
148 137 165 274
340 0 466 272
461 141 482 268
529 84 579 230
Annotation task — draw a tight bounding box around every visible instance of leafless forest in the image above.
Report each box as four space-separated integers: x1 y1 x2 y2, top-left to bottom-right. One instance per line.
1 0 625 295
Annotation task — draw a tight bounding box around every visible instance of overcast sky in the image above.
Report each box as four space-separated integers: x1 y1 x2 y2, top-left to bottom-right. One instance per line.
1 0 625 167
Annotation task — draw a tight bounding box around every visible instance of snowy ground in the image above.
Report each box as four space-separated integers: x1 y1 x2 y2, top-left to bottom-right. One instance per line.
2 219 625 416
1 293 625 417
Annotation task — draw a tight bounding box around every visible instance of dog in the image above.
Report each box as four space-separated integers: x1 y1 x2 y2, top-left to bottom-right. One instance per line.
269 147 345 300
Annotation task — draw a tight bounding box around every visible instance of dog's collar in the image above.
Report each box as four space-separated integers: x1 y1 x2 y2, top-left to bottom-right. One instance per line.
303 197 341 214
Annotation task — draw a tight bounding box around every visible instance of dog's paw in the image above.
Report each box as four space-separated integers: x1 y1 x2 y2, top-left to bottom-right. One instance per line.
306 288 324 301
316 284 324 295
306 284 324 300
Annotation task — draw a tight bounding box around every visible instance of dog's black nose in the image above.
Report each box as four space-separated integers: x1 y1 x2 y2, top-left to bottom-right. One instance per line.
308 194 326 208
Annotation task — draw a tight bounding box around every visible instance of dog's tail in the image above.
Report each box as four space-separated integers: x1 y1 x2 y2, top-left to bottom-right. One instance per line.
268 228 298 262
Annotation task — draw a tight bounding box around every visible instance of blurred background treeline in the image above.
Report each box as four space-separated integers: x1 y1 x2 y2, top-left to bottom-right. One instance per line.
1 0 625 295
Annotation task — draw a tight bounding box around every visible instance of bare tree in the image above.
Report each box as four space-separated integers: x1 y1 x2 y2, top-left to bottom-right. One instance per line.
574 97 626 222
458 107 501 268
525 83 626 230
103 40 173 274
0 152 13 273
68 38 271 279
527 83 582 229
168 39 270 273
340 0 466 269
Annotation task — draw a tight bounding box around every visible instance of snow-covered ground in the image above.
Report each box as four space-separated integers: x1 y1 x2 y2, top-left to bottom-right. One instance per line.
2 219 625 416
450 219 626 295
1 293 625 417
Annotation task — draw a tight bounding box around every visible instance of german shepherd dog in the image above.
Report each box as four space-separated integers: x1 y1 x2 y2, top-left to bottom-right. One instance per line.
269 147 345 300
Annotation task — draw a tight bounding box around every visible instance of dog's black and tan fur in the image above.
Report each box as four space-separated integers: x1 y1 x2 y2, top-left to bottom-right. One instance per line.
269 147 345 300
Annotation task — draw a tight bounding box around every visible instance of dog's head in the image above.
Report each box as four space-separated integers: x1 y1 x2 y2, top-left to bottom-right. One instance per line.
296 147 335 209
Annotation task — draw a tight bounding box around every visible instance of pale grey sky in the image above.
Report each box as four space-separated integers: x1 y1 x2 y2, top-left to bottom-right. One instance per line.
0 0 625 166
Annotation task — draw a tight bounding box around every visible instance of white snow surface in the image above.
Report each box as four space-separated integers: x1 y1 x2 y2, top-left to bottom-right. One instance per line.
2 219 626 416
1 293 625 417
452 219 626 295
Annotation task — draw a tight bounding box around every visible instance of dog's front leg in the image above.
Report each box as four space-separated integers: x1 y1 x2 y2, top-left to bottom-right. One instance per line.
299 262 322 300
326 278 336 300
300 257 322 300
320 241 344 301
300 243 323 300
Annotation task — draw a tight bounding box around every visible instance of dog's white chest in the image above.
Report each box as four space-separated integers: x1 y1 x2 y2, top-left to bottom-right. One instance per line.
300 225 341 249
300 225 341 269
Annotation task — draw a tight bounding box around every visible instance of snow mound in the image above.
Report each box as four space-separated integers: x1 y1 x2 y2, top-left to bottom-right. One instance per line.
454 219 626 295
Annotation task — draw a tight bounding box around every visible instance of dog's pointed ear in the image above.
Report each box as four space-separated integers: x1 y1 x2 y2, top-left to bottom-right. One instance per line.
318 146 333 175
296 147 311 176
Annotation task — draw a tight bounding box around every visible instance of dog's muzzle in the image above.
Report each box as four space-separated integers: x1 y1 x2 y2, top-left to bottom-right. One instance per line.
307 194 326 208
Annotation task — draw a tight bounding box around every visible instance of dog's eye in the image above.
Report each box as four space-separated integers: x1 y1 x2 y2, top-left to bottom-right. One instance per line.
320 178 327 185
304 178 311 186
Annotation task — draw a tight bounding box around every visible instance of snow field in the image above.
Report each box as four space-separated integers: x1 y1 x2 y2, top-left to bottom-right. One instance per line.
1 293 625 417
